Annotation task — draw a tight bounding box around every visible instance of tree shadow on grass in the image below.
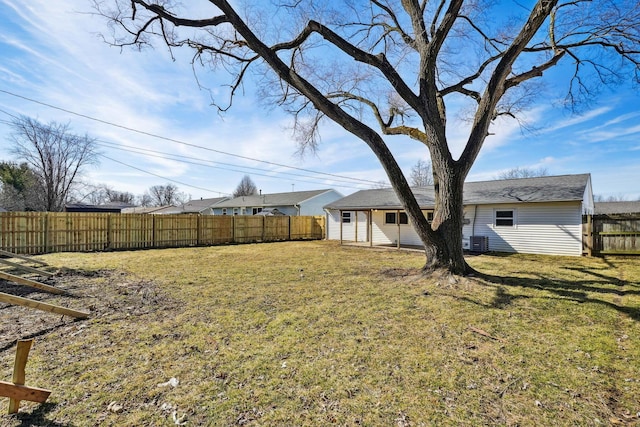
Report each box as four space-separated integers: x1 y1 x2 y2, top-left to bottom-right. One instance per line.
473 270 640 321
7 402 74 427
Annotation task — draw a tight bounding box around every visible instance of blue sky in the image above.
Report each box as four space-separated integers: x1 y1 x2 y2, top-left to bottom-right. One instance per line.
0 1 639 201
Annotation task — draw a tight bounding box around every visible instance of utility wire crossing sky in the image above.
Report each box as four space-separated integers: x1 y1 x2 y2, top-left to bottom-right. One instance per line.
0 1 639 200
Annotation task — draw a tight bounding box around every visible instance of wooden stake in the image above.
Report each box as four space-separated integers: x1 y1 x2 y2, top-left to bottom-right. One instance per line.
1 339 52 414
0 292 89 319
1 382 51 407
0 271 67 295
8 340 32 413
0 258 54 276
0 250 48 267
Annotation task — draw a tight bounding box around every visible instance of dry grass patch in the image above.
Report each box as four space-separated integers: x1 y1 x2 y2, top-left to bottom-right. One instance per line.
0 241 638 426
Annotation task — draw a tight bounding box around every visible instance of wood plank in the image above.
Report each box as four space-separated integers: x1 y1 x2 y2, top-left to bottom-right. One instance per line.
8 339 33 413
0 381 51 404
0 271 66 295
0 258 54 276
0 292 89 319
0 250 48 266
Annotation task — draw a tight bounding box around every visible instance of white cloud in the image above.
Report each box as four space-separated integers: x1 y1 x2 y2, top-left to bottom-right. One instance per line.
542 106 613 133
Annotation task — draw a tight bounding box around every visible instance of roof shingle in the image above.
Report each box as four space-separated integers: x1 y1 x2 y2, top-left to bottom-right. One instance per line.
325 174 591 210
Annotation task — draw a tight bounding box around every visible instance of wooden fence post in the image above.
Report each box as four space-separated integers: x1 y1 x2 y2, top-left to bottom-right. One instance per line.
2 339 51 414
43 212 49 255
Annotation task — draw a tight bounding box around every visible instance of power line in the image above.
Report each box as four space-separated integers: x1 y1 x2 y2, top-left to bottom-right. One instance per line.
100 154 231 196
1 110 375 194
0 88 382 186
94 140 371 189
0 109 231 195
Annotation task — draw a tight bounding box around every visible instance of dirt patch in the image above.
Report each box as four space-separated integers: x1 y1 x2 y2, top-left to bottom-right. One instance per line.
0 269 170 354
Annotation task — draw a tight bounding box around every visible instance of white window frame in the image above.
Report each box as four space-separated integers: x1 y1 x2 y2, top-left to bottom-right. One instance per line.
494 209 516 227
342 211 352 223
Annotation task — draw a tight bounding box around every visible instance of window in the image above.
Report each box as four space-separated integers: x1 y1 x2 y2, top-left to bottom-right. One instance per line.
222 208 227 215
495 210 514 227
252 207 263 215
385 212 408 225
233 208 239 216
426 211 434 222
342 212 351 223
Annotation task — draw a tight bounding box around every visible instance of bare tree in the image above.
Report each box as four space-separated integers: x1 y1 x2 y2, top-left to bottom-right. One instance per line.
97 1 640 274
496 167 549 180
9 116 100 212
144 183 188 206
594 194 630 202
81 184 136 205
138 193 153 207
233 175 258 198
410 160 434 187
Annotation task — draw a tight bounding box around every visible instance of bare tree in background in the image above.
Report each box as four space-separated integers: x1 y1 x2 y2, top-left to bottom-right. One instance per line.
144 183 188 206
97 0 640 274
81 184 136 205
9 116 99 212
496 167 549 180
232 175 258 198
594 194 632 202
410 160 434 187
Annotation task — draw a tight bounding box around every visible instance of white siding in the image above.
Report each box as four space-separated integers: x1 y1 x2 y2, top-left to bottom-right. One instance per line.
325 210 368 241
328 203 584 256
371 210 424 246
468 202 583 256
582 176 595 214
462 207 473 250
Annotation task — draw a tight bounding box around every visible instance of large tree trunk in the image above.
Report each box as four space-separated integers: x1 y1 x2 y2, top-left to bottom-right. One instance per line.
380 142 471 276
397 170 469 275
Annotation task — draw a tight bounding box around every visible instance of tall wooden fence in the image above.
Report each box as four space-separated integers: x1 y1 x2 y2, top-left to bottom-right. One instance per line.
583 214 640 256
0 212 325 255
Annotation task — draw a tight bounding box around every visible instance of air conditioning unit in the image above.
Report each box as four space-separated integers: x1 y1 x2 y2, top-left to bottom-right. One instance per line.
470 236 489 253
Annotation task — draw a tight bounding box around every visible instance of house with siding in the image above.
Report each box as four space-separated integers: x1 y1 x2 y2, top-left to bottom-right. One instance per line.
594 201 640 215
152 197 229 215
212 189 343 216
324 174 594 256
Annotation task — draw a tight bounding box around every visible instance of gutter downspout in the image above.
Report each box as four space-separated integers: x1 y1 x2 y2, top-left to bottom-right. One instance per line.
369 209 373 247
396 209 401 249
339 209 343 245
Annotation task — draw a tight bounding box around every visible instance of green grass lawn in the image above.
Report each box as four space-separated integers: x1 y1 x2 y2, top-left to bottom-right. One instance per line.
1 241 639 426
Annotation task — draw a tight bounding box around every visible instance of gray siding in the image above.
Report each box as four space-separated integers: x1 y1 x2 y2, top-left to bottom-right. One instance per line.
299 190 343 216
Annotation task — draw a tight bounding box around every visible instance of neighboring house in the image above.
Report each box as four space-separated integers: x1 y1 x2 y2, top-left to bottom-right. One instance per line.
212 189 343 216
140 197 229 215
121 206 176 214
324 174 594 257
594 201 640 215
65 202 136 213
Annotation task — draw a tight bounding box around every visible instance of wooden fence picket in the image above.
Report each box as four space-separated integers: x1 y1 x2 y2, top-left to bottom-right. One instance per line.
0 212 325 255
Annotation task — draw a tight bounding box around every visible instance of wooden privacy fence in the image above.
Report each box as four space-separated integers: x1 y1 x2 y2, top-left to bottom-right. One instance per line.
0 212 325 255
583 214 640 256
